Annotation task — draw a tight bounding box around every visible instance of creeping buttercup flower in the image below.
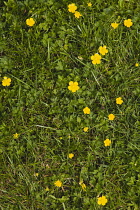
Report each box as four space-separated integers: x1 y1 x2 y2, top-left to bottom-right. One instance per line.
68 3 77 13
54 180 62 187
97 196 108 206
13 133 19 139
68 81 80 92
83 127 88 132
108 114 115 120
104 139 111 146
74 11 82 18
116 97 123 105
111 22 119 29
83 107 90 114
87 2 92 7
26 18 35 26
124 19 133 27
91 53 101 64
68 153 74 159
2 77 11 86
99 45 108 55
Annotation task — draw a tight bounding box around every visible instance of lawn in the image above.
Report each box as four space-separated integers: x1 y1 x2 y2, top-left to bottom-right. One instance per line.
0 0 140 209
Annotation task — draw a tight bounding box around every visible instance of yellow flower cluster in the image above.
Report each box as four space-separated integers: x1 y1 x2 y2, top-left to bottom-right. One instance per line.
104 96 124 146
91 45 108 65
2 5 135 207
54 179 107 205
53 179 108 205
68 3 82 19
111 19 133 29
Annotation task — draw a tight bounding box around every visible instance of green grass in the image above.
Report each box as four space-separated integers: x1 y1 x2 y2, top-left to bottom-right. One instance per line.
0 0 140 209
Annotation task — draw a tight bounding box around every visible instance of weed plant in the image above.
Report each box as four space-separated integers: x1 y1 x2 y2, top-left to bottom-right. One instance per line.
0 0 140 209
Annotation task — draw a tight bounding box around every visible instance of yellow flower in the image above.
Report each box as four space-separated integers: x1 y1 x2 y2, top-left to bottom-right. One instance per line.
68 153 74 159
111 22 119 29
87 2 92 7
45 186 49 191
68 3 77 13
97 195 108 206
2 77 11 86
108 114 115 120
91 53 101 64
26 18 35 26
13 133 19 139
74 11 82 18
116 97 123 105
99 45 108 55
83 127 88 132
135 63 139 67
124 19 133 27
68 81 80 92
54 180 62 187
79 181 86 191
104 139 111 146
83 107 90 114
35 173 39 177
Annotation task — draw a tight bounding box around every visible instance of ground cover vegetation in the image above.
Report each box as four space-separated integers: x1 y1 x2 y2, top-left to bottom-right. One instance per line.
0 0 140 209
